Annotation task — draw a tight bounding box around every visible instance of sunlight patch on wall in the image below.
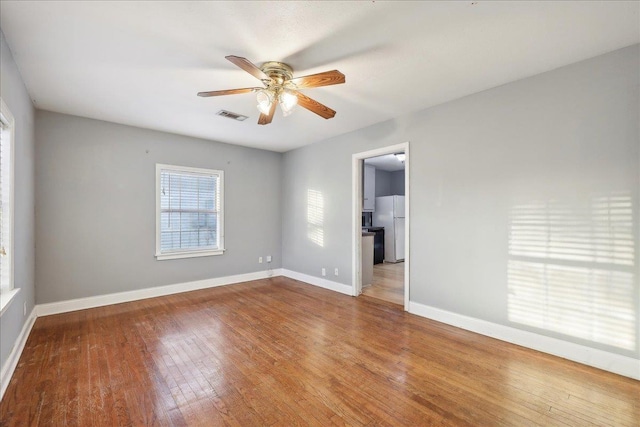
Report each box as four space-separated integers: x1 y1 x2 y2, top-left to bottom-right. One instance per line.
307 189 324 247
508 192 637 351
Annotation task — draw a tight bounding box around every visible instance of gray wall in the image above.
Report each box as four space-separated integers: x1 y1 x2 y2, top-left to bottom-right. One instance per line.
0 31 35 368
282 45 639 359
375 169 392 197
390 170 405 195
375 169 405 197
35 112 282 303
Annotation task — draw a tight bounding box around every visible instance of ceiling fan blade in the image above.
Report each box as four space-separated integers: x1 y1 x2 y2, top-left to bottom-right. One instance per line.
288 70 345 89
294 92 336 119
258 100 277 125
197 87 261 97
226 55 272 83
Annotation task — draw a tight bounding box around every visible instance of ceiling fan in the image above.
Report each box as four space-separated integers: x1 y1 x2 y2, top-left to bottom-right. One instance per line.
198 55 345 125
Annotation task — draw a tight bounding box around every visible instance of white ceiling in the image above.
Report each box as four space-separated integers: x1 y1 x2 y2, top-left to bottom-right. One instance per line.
1 1 638 153
365 154 405 172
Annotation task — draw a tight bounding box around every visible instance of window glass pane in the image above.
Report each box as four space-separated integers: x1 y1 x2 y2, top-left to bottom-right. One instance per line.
169 173 181 209
169 212 180 230
181 175 198 210
161 231 180 251
158 166 222 256
160 173 169 210
199 176 216 210
180 212 198 232
160 212 170 231
203 213 217 230
181 231 199 249
199 229 216 247
198 213 216 247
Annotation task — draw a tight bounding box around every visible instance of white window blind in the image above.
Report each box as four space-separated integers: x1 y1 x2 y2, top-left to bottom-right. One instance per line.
156 164 224 260
0 99 14 294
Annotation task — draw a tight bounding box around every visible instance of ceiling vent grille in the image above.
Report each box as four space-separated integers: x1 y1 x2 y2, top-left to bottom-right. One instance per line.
216 110 248 121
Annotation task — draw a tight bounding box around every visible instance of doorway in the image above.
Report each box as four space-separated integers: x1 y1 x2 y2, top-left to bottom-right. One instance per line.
352 143 410 310
363 261 405 305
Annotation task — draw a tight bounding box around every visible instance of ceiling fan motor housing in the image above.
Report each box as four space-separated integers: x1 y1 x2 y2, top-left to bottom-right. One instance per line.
260 61 294 87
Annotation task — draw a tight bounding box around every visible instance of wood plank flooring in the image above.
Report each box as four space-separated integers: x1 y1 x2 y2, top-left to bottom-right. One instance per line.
362 262 404 305
1 276 638 426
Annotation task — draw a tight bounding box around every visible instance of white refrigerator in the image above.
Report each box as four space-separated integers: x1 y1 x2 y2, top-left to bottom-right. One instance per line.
373 195 405 263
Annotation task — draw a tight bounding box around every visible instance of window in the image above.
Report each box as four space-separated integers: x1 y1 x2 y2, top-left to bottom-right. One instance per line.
0 99 15 296
156 164 224 260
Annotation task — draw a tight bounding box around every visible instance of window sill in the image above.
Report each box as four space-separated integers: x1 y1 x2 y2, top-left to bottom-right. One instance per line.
156 248 225 261
0 288 20 316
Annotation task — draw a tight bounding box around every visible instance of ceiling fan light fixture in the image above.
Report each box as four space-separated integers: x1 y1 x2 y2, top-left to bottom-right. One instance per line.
199 55 344 125
256 89 274 115
278 88 298 117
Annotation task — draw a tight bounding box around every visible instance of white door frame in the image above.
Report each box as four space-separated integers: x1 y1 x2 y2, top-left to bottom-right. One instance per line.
351 142 410 310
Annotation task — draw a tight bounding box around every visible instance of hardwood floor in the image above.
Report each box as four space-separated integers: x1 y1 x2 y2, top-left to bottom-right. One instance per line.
362 262 404 305
1 277 638 426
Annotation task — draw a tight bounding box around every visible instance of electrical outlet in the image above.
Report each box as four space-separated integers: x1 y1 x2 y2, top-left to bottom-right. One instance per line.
23 302 26 316
266 255 272 263
334 268 339 276
259 256 263 264
321 268 326 276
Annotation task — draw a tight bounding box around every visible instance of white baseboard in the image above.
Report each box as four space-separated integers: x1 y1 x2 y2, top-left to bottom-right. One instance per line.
37 269 281 317
281 269 353 296
409 301 640 380
1 308 36 400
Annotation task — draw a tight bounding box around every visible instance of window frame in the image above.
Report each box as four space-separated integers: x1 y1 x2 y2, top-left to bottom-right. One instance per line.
155 164 225 260
0 98 15 296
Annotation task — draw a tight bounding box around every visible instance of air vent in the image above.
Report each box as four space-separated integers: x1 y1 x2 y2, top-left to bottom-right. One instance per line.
216 110 248 121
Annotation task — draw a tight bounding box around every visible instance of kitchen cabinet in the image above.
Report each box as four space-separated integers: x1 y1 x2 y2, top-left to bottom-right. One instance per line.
363 226 384 264
363 164 376 212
